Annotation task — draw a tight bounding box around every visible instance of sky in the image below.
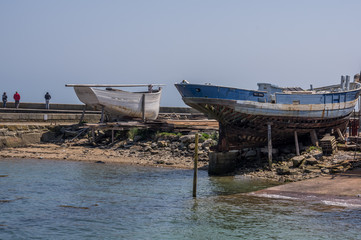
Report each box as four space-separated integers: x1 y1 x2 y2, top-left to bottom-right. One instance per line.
1 0 361 107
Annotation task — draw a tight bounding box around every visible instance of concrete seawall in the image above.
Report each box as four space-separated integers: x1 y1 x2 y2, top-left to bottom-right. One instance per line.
2 102 200 113
0 102 202 123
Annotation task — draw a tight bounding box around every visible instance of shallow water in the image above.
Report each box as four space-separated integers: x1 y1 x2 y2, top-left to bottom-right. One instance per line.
1 159 361 239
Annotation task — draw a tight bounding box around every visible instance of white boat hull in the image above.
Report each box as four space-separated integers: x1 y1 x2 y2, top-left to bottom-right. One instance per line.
73 87 162 120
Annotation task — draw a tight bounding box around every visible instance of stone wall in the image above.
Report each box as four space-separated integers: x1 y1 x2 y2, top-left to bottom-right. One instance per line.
0 125 51 148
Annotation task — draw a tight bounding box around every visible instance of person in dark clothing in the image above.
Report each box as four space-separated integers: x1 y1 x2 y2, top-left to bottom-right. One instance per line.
2 92 7 108
44 92 51 109
13 91 20 108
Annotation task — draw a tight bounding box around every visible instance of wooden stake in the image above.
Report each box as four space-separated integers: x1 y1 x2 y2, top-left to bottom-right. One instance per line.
267 123 272 168
193 133 199 198
142 94 146 122
294 131 300 156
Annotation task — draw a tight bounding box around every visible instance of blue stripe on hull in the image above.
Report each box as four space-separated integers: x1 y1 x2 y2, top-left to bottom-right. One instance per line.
175 83 361 105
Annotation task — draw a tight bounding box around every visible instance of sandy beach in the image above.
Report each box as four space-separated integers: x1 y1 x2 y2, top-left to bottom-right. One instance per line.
251 168 361 207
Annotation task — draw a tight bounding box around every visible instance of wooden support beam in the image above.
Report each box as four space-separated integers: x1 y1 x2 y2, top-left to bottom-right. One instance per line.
336 128 345 142
310 129 319 147
267 123 272 168
294 131 300 156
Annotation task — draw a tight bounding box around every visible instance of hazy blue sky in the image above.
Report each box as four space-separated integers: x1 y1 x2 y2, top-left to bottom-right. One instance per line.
1 0 361 106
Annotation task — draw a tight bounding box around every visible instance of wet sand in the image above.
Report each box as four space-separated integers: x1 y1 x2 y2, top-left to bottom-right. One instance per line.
252 169 361 206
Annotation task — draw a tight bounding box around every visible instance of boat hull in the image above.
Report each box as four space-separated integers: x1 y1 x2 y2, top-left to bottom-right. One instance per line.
74 87 162 120
175 83 361 150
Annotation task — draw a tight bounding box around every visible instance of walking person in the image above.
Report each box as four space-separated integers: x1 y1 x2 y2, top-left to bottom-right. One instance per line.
2 92 7 108
13 91 20 109
44 92 51 109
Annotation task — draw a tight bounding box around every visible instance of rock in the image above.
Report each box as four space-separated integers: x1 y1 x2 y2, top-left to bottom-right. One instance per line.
188 143 195 150
157 141 168 147
321 168 330 174
201 139 214 148
151 143 157 148
133 135 142 142
143 146 152 152
305 157 318 166
330 166 344 173
310 149 323 160
188 143 201 151
178 143 187 151
41 132 58 142
303 166 320 174
139 142 150 147
179 135 195 144
289 169 301 175
170 143 179 150
276 166 291 175
291 155 305 168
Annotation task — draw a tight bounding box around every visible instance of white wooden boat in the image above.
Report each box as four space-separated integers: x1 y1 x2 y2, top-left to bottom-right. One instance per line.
66 84 163 121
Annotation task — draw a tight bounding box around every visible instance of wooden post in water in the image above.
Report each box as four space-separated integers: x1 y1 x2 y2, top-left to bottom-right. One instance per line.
193 133 199 198
294 131 300 156
142 94 146 122
267 123 272 168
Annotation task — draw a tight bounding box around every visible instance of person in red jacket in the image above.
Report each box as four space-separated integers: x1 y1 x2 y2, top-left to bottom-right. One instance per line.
13 91 20 108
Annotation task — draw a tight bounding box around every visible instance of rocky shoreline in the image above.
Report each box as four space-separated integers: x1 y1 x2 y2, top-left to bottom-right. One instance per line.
1 123 361 182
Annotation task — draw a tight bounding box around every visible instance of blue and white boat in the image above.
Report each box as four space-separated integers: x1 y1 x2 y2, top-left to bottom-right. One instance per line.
175 76 361 151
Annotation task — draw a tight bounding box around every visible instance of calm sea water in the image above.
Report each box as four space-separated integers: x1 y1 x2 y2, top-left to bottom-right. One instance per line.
1 158 361 240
